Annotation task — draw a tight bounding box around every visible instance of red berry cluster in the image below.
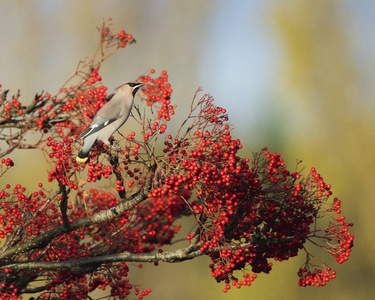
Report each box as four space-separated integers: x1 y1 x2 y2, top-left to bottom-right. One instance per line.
40 261 151 299
139 70 174 122
0 279 18 299
0 88 54 133
100 21 136 49
0 158 14 177
208 247 259 288
73 188 144 252
85 67 102 86
34 94 55 130
74 188 119 217
42 231 148 299
2 98 23 119
74 151 146 191
205 102 227 123
330 217 354 264
221 273 257 292
44 271 93 299
86 162 113 182
117 30 135 47
0 182 59 241
136 190 191 248
0 158 14 168
298 266 336 287
72 187 190 254
52 120 75 138
46 137 78 188
86 261 152 299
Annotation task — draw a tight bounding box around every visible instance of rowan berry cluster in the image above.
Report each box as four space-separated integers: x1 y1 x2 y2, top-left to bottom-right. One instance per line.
46 136 78 189
2 98 23 119
4 183 62 244
139 70 174 122
101 19 136 49
116 29 135 48
0 158 14 177
85 68 102 86
298 266 336 287
136 190 191 248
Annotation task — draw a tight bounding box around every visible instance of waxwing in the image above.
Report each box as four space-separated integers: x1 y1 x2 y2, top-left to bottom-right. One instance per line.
75 81 144 162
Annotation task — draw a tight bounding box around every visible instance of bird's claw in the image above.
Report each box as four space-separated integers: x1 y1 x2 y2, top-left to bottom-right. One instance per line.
110 140 121 151
111 145 121 151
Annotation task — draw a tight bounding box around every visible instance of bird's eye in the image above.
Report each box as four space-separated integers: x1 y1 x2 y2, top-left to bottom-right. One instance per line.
128 83 136 87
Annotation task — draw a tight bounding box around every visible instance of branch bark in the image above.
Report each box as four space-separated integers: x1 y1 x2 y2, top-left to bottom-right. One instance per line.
0 236 296 273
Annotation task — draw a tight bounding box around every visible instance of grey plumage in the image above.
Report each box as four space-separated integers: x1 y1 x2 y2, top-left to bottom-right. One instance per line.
75 81 144 162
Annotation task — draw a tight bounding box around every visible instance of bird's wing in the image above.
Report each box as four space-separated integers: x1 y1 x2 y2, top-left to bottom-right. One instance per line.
75 97 123 141
75 116 118 141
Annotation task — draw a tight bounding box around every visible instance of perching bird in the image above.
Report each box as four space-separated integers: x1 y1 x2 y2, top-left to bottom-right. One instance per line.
75 81 144 163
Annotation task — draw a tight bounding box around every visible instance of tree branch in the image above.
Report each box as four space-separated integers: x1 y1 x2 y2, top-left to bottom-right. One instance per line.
0 236 296 273
58 180 71 229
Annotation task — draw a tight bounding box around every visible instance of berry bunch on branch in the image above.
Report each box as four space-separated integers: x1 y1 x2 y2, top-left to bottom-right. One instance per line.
0 20 354 299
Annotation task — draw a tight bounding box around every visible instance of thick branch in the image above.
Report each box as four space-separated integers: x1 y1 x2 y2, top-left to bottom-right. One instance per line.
59 181 70 229
1 236 296 273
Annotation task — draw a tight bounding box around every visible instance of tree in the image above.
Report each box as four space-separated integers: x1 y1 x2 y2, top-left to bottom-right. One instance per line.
0 20 354 299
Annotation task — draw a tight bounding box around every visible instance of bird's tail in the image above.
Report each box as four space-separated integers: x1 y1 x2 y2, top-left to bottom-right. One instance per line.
75 134 97 163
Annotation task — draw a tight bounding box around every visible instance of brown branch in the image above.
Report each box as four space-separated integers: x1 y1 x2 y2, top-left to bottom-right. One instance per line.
1 236 296 273
58 180 71 229
23 284 49 294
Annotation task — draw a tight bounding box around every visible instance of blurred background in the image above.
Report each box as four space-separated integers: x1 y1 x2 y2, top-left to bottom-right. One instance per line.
0 0 374 299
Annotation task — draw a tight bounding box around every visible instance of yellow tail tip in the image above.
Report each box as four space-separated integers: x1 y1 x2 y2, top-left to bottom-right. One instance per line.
76 156 88 163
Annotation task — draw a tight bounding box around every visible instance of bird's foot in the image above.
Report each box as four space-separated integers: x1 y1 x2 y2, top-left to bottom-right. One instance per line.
111 145 121 151
110 140 121 151
103 140 121 152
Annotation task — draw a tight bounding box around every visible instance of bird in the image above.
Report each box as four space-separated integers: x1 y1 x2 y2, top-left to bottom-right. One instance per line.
75 81 144 163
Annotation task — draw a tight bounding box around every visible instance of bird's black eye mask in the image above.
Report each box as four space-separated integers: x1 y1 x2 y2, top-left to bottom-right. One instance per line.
129 82 144 96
